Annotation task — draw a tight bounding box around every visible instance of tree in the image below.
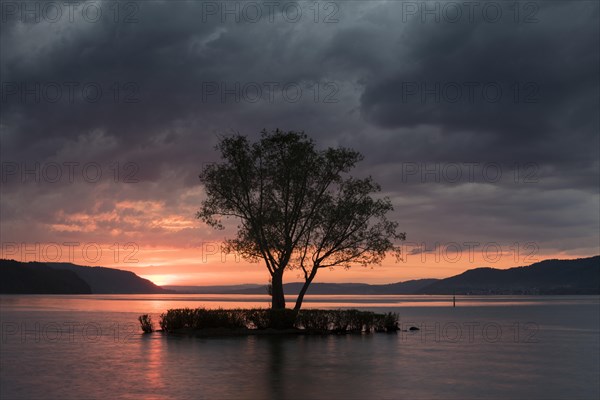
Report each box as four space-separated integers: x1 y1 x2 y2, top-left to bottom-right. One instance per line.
290 176 405 311
197 129 405 311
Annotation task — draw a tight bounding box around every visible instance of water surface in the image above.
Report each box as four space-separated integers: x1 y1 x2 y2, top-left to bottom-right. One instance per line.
1 295 598 399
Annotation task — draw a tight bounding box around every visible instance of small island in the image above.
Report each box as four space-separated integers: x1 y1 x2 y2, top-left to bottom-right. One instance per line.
136 131 406 338
138 308 403 336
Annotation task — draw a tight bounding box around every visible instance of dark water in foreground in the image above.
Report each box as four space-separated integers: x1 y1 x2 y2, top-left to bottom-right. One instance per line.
1 295 598 399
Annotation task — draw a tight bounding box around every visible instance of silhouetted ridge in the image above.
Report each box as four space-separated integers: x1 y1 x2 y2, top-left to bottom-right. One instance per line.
3 256 598 295
164 279 439 294
0 259 169 294
0 260 91 294
417 256 600 294
165 257 600 295
44 262 169 294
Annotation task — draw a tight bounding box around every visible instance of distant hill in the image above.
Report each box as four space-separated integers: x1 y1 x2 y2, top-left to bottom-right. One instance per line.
0 259 169 294
253 279 439 295
164 284 265 294
165 257 599 295
165 279 440 295
417 256 600 295
3 256 598 295
0 260 91 294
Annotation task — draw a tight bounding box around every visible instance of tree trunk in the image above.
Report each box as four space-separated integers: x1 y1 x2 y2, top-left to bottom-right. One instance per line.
270 269 286 310
293 268 318 312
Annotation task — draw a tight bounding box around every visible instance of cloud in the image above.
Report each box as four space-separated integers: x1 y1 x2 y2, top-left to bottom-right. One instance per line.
1 0 598 277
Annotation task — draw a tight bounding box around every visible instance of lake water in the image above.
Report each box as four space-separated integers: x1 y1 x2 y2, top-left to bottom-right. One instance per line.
1 295 598 399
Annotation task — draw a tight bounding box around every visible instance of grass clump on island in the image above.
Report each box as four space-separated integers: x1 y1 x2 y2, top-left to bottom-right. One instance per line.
138 308 400 335
138 314 154 333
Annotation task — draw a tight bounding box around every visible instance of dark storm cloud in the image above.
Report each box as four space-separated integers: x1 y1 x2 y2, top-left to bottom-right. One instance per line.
1 1 356 185
358 1 599 170
1 0 598 261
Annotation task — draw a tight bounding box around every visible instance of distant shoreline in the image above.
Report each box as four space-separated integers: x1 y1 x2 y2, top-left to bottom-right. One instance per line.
2 256 599 295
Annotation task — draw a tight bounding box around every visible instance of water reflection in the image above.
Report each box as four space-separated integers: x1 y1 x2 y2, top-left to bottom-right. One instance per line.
1 296 598 399
266 337 285 400
140 335 167 398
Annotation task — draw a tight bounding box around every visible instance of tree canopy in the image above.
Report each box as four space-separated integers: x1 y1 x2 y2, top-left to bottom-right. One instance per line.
198 129 405 311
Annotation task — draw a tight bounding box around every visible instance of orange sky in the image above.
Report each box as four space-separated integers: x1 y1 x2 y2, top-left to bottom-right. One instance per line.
0 241 590 286
1 180 596 287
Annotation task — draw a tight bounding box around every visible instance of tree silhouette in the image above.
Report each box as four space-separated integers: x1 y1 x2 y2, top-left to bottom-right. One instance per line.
290 175 405 311
198 129 405 310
